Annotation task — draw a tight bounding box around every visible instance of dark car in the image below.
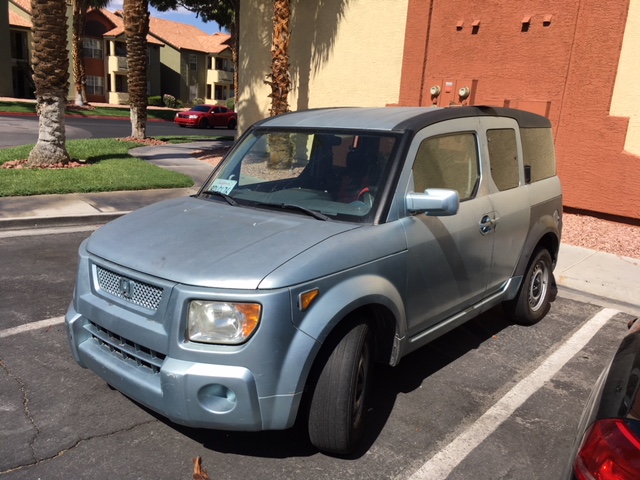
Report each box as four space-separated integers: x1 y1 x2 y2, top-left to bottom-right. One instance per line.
564 316 640 479
174 105 237 129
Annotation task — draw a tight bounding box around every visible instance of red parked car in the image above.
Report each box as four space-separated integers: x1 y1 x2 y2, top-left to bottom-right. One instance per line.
175 105 237 129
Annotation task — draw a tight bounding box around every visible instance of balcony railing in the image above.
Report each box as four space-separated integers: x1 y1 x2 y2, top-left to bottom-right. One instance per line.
108 55 128 72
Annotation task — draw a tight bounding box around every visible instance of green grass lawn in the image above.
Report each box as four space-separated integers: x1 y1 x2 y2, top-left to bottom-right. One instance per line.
0 138 194 197
0 101 178 122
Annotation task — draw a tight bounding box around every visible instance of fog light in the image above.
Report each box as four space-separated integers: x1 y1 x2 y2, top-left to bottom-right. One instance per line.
198 384 237 413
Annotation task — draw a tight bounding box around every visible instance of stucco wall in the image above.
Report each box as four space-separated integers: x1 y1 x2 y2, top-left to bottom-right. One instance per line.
610 0 640 157
238 0 409 131
400 0 640 220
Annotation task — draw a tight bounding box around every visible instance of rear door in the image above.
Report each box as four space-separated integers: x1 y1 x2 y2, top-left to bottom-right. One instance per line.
478 117 530 296
400 118 495 337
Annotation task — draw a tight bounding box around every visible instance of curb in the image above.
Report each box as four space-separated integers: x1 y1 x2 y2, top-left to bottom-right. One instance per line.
0 212 128 231
0 111 170 122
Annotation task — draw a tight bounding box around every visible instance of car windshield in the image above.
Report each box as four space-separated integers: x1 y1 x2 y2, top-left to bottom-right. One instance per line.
200 129 399 223
192 105 211 112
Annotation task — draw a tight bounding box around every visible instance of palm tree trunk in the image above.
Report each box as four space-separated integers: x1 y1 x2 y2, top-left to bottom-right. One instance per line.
27 0 71 167
267 0 291 117
72 0 87 106
231 0 239 105
124 0 149 139
266 0 292 169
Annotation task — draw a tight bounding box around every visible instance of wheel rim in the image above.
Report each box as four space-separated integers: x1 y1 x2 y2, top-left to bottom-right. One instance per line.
352 341 370 430
528 260 549 312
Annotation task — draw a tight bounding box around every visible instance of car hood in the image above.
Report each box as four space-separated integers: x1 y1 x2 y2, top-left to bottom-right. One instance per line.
85 196 361 289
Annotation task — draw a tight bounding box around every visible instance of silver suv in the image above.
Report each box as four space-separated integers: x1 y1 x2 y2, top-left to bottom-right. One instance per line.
66 106 562 454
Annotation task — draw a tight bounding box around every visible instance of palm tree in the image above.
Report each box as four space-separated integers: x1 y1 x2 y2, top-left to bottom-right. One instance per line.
72 0 109 107
265 0 292 169
266 0 291 116
124 0 150 138
26 0 71 167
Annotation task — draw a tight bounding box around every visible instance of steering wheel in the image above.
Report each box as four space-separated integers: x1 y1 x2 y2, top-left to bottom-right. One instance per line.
357 187 375 207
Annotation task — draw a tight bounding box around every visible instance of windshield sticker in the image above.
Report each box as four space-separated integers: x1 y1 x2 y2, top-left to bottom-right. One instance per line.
211 179 237 195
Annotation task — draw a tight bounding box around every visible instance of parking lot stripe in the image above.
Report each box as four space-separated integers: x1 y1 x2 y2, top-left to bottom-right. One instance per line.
0 316 65 339
407 307 620 480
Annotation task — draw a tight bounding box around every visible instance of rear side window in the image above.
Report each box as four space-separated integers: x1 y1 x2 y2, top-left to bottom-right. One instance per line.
413 133 479 201
520 128 556 182
487 129 519 191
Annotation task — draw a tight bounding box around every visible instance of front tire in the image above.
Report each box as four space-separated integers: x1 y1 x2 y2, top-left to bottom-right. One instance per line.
199 118 209 129
308 322 373 455
504 248 553 325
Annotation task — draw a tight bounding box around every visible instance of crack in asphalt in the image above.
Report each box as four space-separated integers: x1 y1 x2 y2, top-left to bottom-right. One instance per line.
0 419 158 475
0 358 39 463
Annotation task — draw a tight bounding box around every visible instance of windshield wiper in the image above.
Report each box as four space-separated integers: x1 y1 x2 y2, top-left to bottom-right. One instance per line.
255 202 329 221
201 191 237 206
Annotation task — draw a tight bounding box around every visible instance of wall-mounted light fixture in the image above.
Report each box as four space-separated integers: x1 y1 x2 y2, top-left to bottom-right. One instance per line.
472 20 481 34
521 15 531 32
543 14 553 26
456 20 464 31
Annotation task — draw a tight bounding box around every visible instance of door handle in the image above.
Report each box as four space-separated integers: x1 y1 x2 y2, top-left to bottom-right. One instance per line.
480 215 494 235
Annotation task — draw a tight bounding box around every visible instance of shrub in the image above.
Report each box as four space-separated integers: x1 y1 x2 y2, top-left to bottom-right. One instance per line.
193 98 204 105
162 94 177 108
226 97 235 111
148 96 163 106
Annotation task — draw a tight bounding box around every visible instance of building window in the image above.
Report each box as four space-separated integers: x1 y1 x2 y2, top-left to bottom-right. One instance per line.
114 42 127 57
208 57 213 70
215 57 233 72
86 76 104 96
10 31 29 60
115 75 128 93
206 84 212 99
83 38 103 59
189 54 197 71
214 85 227 100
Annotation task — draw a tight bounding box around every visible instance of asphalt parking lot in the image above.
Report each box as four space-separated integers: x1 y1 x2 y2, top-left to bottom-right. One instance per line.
0 226 636 479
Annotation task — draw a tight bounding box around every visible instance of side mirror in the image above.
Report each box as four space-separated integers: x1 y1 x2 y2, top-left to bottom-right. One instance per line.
406 188 460 216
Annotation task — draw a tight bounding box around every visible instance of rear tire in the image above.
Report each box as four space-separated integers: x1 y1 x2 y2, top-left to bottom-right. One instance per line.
504 248 553 325
308 322 372 455
228 119 237 129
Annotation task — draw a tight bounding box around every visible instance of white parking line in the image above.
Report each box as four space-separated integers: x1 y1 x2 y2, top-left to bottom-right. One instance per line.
0 316 65 339
408 307 620 480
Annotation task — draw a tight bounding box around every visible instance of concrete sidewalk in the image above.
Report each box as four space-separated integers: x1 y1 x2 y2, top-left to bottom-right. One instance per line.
1 141 638 316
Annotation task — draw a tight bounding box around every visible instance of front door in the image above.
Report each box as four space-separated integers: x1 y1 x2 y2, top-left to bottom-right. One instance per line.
401 118 495 338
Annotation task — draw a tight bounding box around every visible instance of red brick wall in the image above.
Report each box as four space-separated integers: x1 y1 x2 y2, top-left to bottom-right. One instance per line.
399 0 639 220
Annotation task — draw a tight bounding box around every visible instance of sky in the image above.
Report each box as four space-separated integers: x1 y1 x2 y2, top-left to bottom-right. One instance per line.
107 1 224 35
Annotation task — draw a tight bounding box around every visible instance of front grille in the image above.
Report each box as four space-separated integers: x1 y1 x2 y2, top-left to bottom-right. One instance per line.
87 321 166 374
96 266 163 311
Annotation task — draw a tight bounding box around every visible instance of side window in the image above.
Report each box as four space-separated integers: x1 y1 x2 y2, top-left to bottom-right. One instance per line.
487 129 519 191
520 127 556 182
413 133 479 201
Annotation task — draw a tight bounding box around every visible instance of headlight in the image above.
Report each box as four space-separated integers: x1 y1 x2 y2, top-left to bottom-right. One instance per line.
188 301 261 345
188 115 199 119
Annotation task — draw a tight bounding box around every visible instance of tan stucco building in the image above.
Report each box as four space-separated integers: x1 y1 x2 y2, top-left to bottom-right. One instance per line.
238 0 409 130
240 0 640 221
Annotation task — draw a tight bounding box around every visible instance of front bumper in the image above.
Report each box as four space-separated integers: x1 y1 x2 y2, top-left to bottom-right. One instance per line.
66 302 309 430
65 250 319 431
175 118 199 127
